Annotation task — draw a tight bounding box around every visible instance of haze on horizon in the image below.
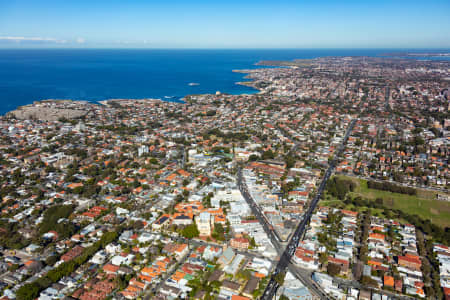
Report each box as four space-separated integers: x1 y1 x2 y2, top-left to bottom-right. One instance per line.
0 0 449 49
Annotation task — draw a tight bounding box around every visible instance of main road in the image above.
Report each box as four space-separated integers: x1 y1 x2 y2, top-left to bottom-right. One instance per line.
238 118 357 300
237 168 326 299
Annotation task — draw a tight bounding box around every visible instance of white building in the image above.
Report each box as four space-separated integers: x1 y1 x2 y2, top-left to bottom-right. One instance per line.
196 212 213 236
111 254 134 266
203 245 222 261
105 243 121 254
138 145 149 157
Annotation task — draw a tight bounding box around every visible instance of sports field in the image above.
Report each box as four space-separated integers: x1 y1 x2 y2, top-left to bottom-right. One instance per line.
323 175 450 228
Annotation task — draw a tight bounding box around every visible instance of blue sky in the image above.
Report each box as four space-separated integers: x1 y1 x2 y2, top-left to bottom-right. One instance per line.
0 0 449 48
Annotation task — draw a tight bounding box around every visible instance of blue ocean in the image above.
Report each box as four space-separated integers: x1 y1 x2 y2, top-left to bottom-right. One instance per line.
0 49 448 115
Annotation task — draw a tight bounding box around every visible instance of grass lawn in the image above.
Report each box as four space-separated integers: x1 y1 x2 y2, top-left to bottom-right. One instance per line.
337 175 450 228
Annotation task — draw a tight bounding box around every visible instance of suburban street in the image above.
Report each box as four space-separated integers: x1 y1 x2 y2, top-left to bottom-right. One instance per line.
238 166 330 300
241 119 357 300
246 117 418 300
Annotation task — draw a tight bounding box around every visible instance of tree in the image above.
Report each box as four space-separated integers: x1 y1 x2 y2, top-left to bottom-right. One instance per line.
72 186 84 195
284 155 296 169
45 255 58 266
237 269 251 281
16 283 40 300
182 224 199 239
326 177 356 200
361 275 378 287
274 271 286 286
319 252 328 264
248 154 259 162
39 205 76 238
327 263 341 276
212 223 225 241
261 149 275 160
9 263 19 272
375 198 383 205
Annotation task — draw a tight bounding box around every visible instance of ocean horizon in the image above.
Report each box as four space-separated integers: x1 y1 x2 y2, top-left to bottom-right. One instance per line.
1 48 449 115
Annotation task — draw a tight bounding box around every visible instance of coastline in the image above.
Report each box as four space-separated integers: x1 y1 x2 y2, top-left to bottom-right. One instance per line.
3 49 450 117
0 49 275 116
2 66 262 117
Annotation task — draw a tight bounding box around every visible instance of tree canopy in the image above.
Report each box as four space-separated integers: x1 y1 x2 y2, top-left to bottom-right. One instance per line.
182 223 199 239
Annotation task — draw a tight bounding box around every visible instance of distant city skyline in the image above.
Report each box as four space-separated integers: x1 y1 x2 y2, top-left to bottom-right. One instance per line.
0 0 449 49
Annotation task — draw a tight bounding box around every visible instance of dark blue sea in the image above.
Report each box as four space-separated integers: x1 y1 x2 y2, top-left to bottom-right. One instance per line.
0 49 449 115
